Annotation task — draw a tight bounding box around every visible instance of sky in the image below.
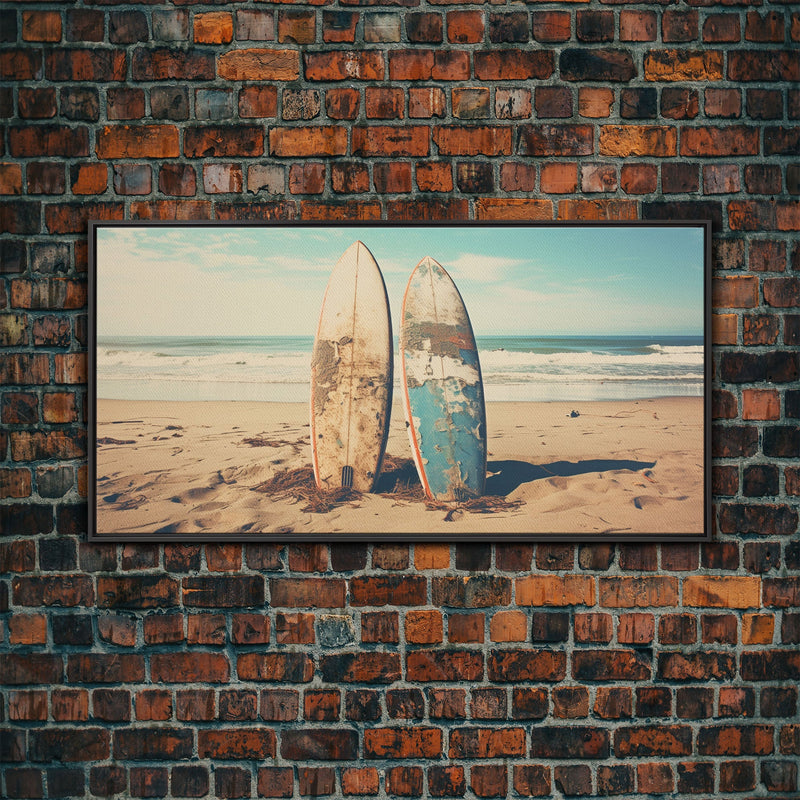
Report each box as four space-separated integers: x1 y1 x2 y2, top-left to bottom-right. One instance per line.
95 224 705 338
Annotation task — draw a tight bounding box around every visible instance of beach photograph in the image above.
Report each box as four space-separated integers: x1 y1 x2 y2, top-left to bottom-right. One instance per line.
91 223 707 538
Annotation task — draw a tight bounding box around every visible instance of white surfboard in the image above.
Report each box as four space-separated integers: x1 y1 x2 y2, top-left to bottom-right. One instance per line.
310 241 393 492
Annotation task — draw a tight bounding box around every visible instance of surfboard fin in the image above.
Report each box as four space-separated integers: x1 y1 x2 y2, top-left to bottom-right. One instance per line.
341 465 354 489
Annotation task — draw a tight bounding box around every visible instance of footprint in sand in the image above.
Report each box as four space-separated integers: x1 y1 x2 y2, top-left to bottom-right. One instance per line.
633 496 663 509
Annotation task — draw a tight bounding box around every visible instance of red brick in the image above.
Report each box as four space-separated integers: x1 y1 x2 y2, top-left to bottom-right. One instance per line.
742 389 780 420
218 49 299 81
0 49 42 80
451 728 525 759
0 164 23 196
18 88 57 120
600 576 678 607
279 10 315 44
746 10 784 42
98 615 137 647
46 49 126 82
14 575 92 606
257 767 293 799
9 125 89 158
386 766 423 796
9 614 48 645
599 125 677 156
490 610 527 642
644 50 723 81
322 11 358 43
512 765 550 797
301 200 381 221
615 726 692 757
448 612 484 643
260 690 299 722
289 163 326 195
407 12 442 43
538 161 576 194
471 765 507 798
22 11 62 42
32 728 111 762
232 613 270 645
405 609 443 644
364 727 442 759
351 127 428 159
713 275 758 308
447 10 483 43
517 575 593 606
488 650 566 682
96 125 178 159
305 50 383 81
475 50 553 81
552 687 589 719
239 653 314 682
682 125 759 157
432 126 511 156
341 767 379 796
107 87 145 121
304 689 340 722
705 88 741 119
135 690 172 721
684 576 760 608
71 163 107 195
199 729 275 759
638 763 673 794
620 10 656 41
270 577 345 607
581 163 617 193
704 13 741 42
475 199 552 221
416 162 452 193
270 126 347 158
194 12 233 44
621 163 657 194
453 87 490 120
662 87 700 120
235 87 276 120
697 724 774 756
407 650 483 682
351 575 427 605
577 87 613 118
409 87 446 119
532 11 570 42
326 87 359 119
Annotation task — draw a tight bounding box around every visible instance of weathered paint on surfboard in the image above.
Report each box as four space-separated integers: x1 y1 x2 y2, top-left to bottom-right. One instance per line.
400 256 487 502
310 241 393 492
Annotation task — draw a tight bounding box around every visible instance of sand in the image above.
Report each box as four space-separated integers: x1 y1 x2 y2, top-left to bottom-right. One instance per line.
94 397 705 537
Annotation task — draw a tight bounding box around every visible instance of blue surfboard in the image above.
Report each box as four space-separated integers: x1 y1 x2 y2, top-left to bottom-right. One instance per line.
400 256 487 502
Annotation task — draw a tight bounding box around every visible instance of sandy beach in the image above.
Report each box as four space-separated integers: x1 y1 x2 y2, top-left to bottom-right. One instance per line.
94 397 704 536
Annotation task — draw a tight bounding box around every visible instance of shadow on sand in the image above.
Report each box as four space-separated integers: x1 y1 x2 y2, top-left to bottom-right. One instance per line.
486 459 656 496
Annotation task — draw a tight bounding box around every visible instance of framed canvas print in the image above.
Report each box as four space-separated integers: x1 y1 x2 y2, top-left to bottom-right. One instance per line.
88 220 711 542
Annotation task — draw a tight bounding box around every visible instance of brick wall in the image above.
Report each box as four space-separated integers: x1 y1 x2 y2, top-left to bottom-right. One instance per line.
1 0 799 797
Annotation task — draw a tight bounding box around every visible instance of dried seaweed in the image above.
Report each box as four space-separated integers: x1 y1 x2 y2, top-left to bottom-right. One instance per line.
253 456 524 518
97 437 136 445
253 466 363 514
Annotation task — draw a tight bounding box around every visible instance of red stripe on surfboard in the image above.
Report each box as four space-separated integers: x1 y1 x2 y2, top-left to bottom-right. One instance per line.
400 259 433 500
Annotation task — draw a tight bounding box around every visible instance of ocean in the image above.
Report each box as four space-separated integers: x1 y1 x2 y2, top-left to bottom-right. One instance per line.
96 334 704 404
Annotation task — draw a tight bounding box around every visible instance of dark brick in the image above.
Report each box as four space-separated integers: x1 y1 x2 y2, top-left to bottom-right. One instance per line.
171 766 209 798
560 49 636 82
530 727 609 759
282 729 358 760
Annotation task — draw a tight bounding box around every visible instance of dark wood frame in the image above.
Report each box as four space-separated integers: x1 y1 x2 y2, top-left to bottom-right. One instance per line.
88 219 712 542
